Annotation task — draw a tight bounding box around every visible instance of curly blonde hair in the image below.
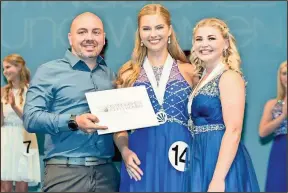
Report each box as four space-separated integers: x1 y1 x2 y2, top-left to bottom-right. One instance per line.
190 18 242 74
2 54 30 106
115 4 189 88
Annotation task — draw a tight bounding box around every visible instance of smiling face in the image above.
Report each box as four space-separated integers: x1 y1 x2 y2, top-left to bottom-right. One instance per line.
68 12 106 60
3 61 21 82
139 14 171 53
193 26 228 66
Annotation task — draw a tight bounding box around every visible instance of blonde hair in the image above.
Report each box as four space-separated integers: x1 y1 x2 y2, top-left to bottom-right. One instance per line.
2 54 30 106
277 60 287 100
115 4 189 87
190 18 242 74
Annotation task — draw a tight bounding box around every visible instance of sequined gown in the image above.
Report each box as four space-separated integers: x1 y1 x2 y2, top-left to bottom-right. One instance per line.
265 100 287 192
185 70 260 192
119 61 192 192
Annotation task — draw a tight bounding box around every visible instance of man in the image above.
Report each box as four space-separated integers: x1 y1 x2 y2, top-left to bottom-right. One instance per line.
23 12 119 192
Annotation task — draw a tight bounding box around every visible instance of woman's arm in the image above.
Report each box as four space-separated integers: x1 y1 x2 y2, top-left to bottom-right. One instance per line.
113 69 143 181
259 99 286 137
8 90 23 119
113 131 129 155
208 70 245 191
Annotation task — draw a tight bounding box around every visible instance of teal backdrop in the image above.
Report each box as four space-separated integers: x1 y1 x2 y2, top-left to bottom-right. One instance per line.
1 1 287 191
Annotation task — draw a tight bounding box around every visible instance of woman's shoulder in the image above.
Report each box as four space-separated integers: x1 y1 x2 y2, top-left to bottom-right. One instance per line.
177 61 199 87
219 69 245 85
265 98 278 109
177 61 197 73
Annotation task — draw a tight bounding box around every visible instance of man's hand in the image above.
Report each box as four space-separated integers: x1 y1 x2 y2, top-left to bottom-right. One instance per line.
76 113 108 133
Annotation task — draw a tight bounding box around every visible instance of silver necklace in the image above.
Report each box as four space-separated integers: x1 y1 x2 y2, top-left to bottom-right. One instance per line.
152 65 164 86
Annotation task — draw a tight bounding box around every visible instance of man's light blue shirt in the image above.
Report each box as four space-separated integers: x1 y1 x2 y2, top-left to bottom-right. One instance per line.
23 49 116 160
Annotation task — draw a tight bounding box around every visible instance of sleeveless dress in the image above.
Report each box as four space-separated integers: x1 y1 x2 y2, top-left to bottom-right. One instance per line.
1 88 41 185
265 100 287 192
185 70 260 192
119 61 192 192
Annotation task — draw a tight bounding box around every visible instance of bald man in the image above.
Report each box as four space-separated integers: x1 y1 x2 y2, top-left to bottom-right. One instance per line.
23 12 119 192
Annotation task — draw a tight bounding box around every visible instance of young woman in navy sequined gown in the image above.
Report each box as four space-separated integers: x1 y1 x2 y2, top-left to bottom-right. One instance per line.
184 18 259 192
113 4 198 192
259 60 287 192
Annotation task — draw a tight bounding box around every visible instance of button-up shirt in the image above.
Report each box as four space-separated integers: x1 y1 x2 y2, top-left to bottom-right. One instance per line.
23 49 116 159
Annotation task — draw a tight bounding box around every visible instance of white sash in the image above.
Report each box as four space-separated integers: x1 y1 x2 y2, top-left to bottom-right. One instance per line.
143 53 174 106
187 62 225 115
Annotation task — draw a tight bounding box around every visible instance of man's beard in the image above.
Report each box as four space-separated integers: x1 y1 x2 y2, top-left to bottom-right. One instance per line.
77 49 99 59
78 39 100 59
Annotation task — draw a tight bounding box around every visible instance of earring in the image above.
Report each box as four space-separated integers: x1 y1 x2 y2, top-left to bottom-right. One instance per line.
223 49 227 57
168 36 171 44
140 41 144 47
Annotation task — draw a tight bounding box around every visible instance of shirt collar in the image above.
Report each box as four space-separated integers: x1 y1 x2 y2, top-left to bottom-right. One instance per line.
64 48 107 69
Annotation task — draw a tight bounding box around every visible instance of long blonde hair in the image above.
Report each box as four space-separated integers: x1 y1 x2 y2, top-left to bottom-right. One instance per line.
190 18 242 74
115 4 189 87
2 54 30 106
277 60 287 100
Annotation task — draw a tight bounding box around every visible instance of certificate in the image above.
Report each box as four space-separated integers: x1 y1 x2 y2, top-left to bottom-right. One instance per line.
85 85 160 135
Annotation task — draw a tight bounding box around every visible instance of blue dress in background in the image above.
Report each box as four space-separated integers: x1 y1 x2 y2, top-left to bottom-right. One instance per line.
265 100 287 192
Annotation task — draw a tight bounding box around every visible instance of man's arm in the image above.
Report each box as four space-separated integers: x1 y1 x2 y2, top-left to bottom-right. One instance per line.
23 65 71 135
